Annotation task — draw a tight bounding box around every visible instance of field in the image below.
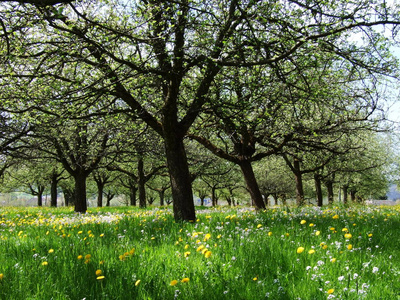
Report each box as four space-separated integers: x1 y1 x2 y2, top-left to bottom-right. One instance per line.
0 205 398 300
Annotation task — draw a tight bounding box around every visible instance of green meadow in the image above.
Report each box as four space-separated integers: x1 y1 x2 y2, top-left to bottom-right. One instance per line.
0 205 398 300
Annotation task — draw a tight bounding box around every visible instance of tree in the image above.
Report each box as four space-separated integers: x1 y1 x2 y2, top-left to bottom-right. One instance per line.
1 0 400 220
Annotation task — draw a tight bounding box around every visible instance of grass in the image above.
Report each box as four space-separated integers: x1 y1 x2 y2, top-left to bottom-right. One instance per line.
0 204 399 299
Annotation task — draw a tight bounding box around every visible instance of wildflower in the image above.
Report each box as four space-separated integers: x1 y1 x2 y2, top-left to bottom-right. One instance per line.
41 261 48 266
135 279 141 286
204 250 212 258
181 278 190 283
268 231 273 236
300 220 306 225
184 244 189 250
368 233 373 237
257 224 262 229
77 255 83 260
338 276 345 281
344 233 352 239
253 276 258 281
196 245 205 252
184 251 191 258
308 249 315 255
95 269 102 276
347 244 353 250
297 247 305 254
204 233 211 241
342 228 348 232
100 233 105 237
0 274 3 280
96 276 105 280
309 223 314 227
315 231 321 236
330 258 336 263
170 280 178 286
372 267 379 273
85 254 91 260
327 288 334 294
48 249 54 254
332 215 339 219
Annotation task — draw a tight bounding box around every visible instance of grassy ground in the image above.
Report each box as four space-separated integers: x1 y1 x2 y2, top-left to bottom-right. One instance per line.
0 204 398 299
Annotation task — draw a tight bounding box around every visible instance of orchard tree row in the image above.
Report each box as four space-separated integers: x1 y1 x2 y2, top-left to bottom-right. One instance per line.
0 0 399 220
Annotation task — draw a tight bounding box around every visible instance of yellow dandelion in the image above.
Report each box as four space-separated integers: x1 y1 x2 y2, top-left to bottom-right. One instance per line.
0 273 3 280
309 223 314 227
342 228 348 232
181 277 190 283
347 244 353 250
344 233 352 239
184 244 190 250
196 245 205 252
96 276 105 280
327 288 334 294
41 261 48 266
135 279 141 286
85 254 91 260
300 220 306 225
308 249 315 254
332 215 339 219
315 231 321 236
170 280 178 286
48 249 54 254
95 269 102 276
204 250 212 258
201 248 208 254
330 258 336 263
100 233 105 237
204 233 211 241
268 231 273 236
77 255 83 260
296 247 305 254
368 233 373 237
119 255 125 261
217 234 222 239
184 251 191 258
253 276 258 281
257 224 262 229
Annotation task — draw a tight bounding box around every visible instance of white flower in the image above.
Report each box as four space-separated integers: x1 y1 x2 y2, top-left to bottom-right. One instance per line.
372 267 379 273
338 276 345 281
353 273 359 279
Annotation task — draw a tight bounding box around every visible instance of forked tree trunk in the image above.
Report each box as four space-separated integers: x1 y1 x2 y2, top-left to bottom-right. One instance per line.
164 135 196 221
239 160 266 210
74 172 88 213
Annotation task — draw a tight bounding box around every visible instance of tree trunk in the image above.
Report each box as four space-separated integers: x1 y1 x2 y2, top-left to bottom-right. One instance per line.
293 159 305 206
159 189 165 206
129 182 137 206
314 174 323 207
211 186 217 206
262 193 270 206
50 174 58 207
350 190 357 202
37 190 44 207
164 135 196 221
325 180 334 205
74 172 88 213
239 160 266 210
63 187 74 206
138 156 146 208
342 185 348 204
97 183 104 207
